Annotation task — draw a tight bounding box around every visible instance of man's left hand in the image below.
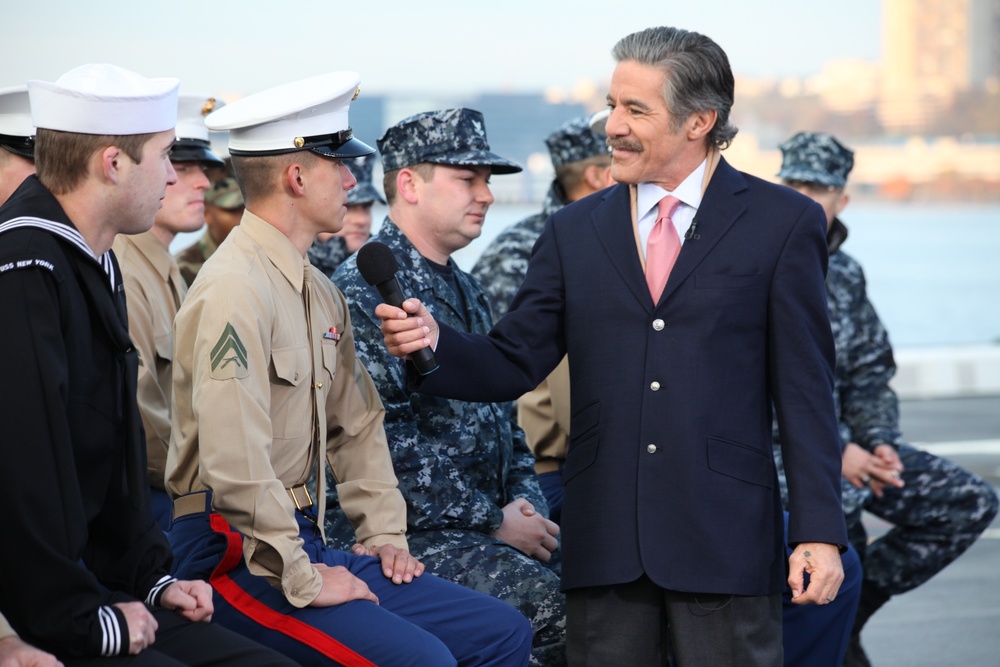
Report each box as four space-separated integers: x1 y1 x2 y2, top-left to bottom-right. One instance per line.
160 580 215 622
351 543 425 584
788 542 844 606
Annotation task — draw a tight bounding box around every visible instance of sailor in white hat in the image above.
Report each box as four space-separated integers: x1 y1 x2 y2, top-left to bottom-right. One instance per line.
166 72 533 667
0 85 36 206
112 93 226 529
0 64 297 667
25 63 181 250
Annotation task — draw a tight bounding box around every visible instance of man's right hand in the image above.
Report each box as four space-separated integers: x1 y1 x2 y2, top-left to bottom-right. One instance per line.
0 636 63 667
492 498 560 562
113 601 157 655
308 563 379 607
375 299 439 360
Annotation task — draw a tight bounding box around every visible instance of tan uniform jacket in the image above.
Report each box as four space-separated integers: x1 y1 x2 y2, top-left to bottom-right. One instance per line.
113 231 186 490
518 357 571 475
167 212 406 608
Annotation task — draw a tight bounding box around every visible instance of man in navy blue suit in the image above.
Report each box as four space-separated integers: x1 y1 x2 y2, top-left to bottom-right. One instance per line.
375 26 848 666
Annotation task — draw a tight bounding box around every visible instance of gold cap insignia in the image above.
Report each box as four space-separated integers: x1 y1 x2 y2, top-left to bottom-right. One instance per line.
294 137 305 148
201 97 217 116
352 86 360 101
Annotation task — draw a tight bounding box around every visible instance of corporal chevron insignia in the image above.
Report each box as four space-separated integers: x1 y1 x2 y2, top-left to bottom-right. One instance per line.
210 323 249 379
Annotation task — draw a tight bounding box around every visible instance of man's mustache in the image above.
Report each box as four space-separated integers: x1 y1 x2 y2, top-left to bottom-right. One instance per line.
607 138 642 153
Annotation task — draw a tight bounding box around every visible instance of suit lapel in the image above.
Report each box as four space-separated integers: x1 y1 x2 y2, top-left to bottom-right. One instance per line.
591 184 652 310
658 158 747 305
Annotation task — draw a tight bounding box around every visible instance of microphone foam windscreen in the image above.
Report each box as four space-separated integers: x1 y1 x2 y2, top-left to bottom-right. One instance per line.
356 241 399 286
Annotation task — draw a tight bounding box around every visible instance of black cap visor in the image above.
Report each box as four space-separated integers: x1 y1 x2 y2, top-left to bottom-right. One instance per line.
0 133 35 160
171 138 224 166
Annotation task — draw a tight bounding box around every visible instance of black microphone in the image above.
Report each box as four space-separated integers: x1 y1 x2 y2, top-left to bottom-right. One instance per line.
356 241 439 376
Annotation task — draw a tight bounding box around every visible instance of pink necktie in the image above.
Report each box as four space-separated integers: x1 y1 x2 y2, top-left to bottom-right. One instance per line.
645 195 682 301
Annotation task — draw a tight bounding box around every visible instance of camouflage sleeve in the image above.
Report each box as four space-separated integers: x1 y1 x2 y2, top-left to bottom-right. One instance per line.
832 257 901 450
470 222 536 324
338 272 505 536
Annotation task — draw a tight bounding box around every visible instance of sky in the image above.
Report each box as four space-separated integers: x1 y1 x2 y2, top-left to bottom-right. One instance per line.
4 0 881 100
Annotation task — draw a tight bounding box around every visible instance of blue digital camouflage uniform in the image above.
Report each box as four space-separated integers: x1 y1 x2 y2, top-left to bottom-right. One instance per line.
306 236 350 279
471 183 566 321
773 218 999 599
327 220 566 666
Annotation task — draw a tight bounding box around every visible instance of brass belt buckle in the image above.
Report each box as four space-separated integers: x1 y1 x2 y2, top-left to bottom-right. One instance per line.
288 484 313 510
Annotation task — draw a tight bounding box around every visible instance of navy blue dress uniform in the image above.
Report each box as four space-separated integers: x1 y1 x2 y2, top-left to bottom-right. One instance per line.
0 175 176 656
165 73 532 667
0 64 295 667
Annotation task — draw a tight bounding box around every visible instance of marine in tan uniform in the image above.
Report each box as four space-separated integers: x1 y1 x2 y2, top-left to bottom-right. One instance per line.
113 93 225 528
165 71 532 667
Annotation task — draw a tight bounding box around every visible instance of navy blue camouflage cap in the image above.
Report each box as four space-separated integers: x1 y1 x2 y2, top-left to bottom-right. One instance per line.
377 108 522 174
345 154 386 206
545 117 609 169
777 132 854 187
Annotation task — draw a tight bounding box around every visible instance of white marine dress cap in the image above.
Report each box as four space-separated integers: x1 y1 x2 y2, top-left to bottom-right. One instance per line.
171 93 225 165
205 71 373 158
0 86 36 158
27 63 179 135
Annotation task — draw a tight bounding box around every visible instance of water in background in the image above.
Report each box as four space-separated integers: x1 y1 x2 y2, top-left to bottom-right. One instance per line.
171 202 1000 349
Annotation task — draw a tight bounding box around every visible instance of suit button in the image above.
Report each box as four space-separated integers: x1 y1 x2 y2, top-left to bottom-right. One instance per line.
652 319 665 331
650 381 660 391
647 444 657 454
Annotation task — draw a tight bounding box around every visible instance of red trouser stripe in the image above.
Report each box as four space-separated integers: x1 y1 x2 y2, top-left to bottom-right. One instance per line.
207 513 376 667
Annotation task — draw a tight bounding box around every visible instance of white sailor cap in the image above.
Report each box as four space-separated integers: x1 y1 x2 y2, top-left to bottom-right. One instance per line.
0 85 35 159
205 71 373 158
171 93 225 166
27 63 179 136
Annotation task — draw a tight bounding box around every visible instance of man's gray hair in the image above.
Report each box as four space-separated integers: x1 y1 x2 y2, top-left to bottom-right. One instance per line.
612 26 738 150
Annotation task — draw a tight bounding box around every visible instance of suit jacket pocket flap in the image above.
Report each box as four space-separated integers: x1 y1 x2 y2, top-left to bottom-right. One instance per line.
707 437 773 488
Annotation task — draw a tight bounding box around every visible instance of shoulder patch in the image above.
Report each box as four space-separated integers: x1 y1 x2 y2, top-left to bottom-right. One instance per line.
0 258 56 275
210 322 250 379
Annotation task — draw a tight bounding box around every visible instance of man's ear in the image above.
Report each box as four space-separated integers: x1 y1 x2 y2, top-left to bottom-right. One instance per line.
686 109 717 142
284 160 307 196
396 168 420 205
583 163 615 191
100 146 122 184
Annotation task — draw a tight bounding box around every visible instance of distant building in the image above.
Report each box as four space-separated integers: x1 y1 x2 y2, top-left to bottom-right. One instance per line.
879 0 1000 132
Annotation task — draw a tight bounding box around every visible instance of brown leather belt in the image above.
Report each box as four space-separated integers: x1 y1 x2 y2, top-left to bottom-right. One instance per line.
172 484 313 521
